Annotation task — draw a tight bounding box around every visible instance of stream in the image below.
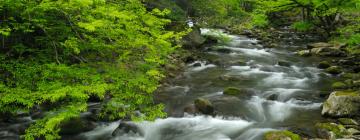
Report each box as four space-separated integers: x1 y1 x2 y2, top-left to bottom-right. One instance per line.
0 28 336 140
75 28 335 140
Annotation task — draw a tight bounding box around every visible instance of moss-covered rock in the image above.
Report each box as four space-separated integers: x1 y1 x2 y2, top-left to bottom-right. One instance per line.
325 66 342 75
223 87 242 95
331 82 347 89
338 118 359 125
194 98 214 115
318 61 331 69
264 130 301 140
315 122 349 138
322 91 360 117
297 50 311 57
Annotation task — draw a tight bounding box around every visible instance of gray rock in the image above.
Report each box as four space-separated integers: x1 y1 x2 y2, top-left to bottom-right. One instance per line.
112 122 144 136
194 98 214 115
277 61 291 67
322 91 360 117
307 42 333 49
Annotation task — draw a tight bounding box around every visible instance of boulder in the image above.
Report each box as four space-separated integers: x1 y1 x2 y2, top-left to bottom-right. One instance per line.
331 82 347 89
277 61 291 67
264 131 301 140
338 118 359 126
307 42 333 49
182 27 206 48
193 62 202 67
318 61 331 69
223 87 254 98
322 91 360 117
297 50 311 57
60 118 97 135
112 121 144 136
315 123 349 139
194 98 214 115
215 48 232 54
325 66 342 75
183 104 197 114
311 47 346 57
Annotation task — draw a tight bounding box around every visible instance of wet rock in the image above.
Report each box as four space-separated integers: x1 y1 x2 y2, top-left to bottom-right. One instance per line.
311 47 346 57
193 62 202 67
60 118 97 135
230 60 247 66
315 123 349 139
297 50 311 57
183 104 197 114
264 130 301 140
223 87 254 97
317 61 331 69
277 61 291 67
112 121 144 136
347 128 360 135
219 75 250 82
322 91 360 117
325 66 342 75
266 94 278 100
332 82 347 89
307 42 333 49
215 48 232 54
182 27 206 48
338 118 359 126
194 98 214 115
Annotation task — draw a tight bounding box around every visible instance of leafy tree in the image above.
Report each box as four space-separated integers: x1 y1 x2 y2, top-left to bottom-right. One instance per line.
0 0 185 139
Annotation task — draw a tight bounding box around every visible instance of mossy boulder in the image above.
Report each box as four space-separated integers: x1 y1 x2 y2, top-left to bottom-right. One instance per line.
325 66 342 75
194 98 214 115
318 61 331 69
223 87 254 98
315 122 349 138
264 130 301 140
338 118 358 125
307 42 333 49
322 91 360 117
60 118 96 135
297 50 311 57
331 82 347 89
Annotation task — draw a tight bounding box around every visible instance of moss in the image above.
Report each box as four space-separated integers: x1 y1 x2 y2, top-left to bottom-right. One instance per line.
223 87 242 95
325 66 342 75
338 118 358 125
331 82 347 89
264 130 301 140
315 123 348 137
334 91 359 96
318 61 331 69
297 50 311 56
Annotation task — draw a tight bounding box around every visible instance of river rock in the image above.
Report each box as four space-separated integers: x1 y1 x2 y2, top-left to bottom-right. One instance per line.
318 61 331 69
264 131 301 140
297 50 311 57
315 123 348 139
215 48 232 54
322 91 360 117
325 66 342 75
331 82 347 89
277 61 291 67
194 98 214 115
112 121 144 136
59 118 97 135
223 87 254 98
307 42 333 49
182 27 206 48
311 47 346 57
338 118 359 126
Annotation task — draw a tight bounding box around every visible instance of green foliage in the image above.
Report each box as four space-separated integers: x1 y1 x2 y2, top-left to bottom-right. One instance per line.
190 0 248 27
0 0 184 139
291 21 314 31
251 12 269 28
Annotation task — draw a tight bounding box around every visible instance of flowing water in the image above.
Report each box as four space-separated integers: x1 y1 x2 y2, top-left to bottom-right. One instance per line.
0 28 336 140
73 28 335 140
